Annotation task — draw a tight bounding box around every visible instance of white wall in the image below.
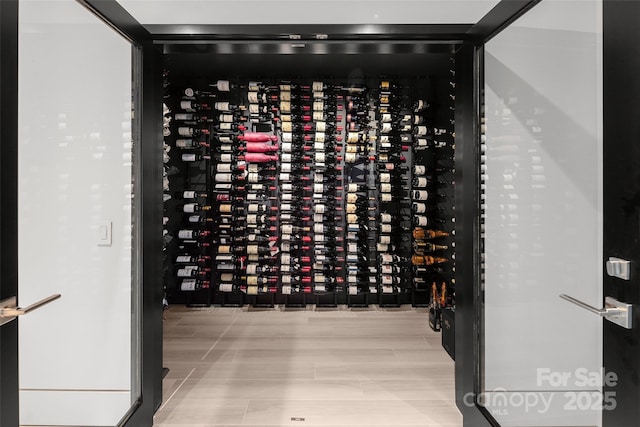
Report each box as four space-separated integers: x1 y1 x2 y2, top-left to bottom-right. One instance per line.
483 0 603 425
18 0 135 425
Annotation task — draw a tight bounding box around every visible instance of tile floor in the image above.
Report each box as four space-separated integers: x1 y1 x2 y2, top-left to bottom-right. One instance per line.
154 305 462 427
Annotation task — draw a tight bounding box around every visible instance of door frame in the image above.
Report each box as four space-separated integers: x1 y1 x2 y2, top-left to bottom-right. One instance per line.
0 0 20 426
0 0 164 426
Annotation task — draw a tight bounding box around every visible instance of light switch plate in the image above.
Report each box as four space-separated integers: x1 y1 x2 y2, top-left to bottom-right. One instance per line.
97 221 112 246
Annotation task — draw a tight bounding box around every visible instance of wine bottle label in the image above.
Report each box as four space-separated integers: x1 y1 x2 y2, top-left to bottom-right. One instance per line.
182 153 197 162
187 215 202 223
315 133 325 143
247 275 258 285
176 255 193 263
247 204 259 213
247 286 258 295
219 283 233 292
315 203 325 214
178 230 194 239
219 154 231 163
281 114 292 123
381 254 394 264
220 273 234 282
381 194 392 203
381 213 392 223
177 268 195 277
347 132 359 143
181 279 197 291
248 173 259 183
347 214 358 224
313 111 324 121
282 274 291 284
316 121 326 133
413 203 426 213
315 152 326 163
218 122 232 131
280 101 291 112
175 113 193 121
247 254 259 262
217 163 234 173
313 101 324 112
345 153 357 163
315 284 326 292
219 204 232 213
377 243 389 252
281 142 292 152
380 113 392 123
346 203 357 214
218 245 231 254
183 203 197 213
416 216 428 226
215 80 230 91
215 173 233 183
348 275 357 283
178 127 193 137
279 173 291 182
380 173 391 183
381 123 393 133
218 135 233 144
379 235 391 244
280 90 291 101
381 183 392 193
416 177 428 187
176 139 194 148
281 224 293 234
248 92 259 104
281 192 293 201
215 102 230 111
313 223 324 234
282 285 292 295
382 285 393 294
413 190 429 200
219 114 234 123
314 234 325 243
247 214 258 224
414 125 428 136
381 224 392 233
281 121 292 132
281 163 291 173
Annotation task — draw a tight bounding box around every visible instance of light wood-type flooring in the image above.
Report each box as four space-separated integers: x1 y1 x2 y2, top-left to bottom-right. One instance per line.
154 305 462 427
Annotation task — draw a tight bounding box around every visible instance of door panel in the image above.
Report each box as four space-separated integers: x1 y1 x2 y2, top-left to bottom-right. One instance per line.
481 0 604 425
17 0 139 424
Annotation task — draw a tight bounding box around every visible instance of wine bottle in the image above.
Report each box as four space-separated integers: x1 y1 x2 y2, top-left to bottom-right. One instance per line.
177 203 212 213
178 126 210 137
239 132 277 142
239 143 279 153
180 279 210 291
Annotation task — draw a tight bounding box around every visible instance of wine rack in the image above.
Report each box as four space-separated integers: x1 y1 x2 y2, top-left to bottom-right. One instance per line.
162 75 455 309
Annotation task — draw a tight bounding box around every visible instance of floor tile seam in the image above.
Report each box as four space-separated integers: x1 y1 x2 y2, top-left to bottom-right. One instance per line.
200 312 242 361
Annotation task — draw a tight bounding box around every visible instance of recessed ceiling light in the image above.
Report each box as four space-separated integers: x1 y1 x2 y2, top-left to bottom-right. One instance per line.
315 34 328 40
289 34 301 40
290 43 306 48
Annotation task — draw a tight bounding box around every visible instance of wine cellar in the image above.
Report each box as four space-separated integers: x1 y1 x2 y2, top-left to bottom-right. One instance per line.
162 47 457 316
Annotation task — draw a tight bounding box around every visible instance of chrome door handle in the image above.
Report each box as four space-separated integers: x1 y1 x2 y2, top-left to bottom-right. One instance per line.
0 294 61 326
559 294 632 329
